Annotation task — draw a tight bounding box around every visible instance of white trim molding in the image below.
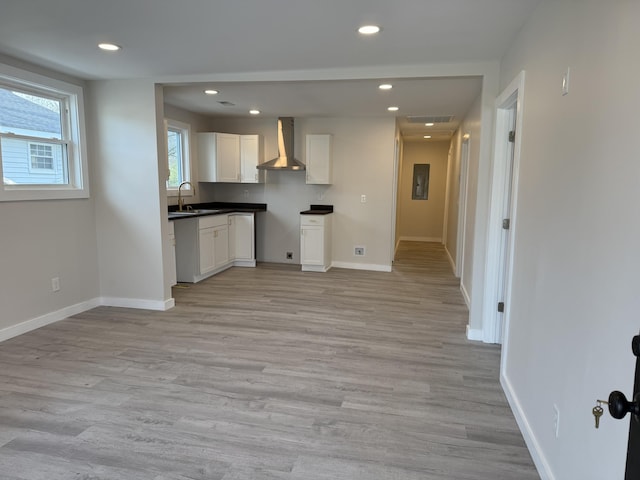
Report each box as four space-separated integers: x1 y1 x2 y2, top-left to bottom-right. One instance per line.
100 297 175 311
466 325 484 342
501 372 554 480
481 70 526 344
331 261 392 273
0 298 101 343
399 236 442 243
0 296 175 343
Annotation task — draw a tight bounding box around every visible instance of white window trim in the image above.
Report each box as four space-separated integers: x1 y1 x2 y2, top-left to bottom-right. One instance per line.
0 63 89 201
165 118 192 197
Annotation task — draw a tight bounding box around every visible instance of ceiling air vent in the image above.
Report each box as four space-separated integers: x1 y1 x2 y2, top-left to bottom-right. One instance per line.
217 101 235 106
406 115 455 124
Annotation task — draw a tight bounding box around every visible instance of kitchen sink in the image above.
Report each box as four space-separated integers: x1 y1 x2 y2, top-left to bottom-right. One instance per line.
169 209 224 216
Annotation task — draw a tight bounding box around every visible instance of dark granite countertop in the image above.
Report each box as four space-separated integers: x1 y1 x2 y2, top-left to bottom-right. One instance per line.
168 202 267 220
300 204 334 215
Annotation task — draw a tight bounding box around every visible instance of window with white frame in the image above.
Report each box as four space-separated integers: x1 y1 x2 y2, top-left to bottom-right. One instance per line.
165 119 191 194
0 63 88 201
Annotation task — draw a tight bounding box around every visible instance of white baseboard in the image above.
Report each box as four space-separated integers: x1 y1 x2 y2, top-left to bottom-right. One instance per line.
0 295 175 344
233 259 256 267
331 261 392 273
466 324 484 341
0 297 101 343
302 264 331 272
444 245 456 274
460 283 471 309
399 236 442 243
100 297 175 311
501 372 553 480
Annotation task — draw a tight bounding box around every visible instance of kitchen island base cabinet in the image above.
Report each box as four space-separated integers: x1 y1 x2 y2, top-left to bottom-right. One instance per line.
175 214 232 283
300 214 332 272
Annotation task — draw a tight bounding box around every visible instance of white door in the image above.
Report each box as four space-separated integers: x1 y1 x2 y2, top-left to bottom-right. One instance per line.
495 108 517 341
198 227 215 274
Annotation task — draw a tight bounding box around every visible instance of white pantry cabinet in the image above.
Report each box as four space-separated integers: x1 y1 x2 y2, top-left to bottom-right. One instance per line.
305 134 332 185
198 132 241 183
300 214 332 272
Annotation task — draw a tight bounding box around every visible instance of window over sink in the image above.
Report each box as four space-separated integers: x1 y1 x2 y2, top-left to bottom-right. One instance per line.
165 118 192 196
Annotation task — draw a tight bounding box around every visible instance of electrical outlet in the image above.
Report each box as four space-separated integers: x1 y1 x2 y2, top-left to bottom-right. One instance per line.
360 194 367 203
51 276 60 292
243 189 249 199
286 252 293 260
354 246 365 256
553 404 560 438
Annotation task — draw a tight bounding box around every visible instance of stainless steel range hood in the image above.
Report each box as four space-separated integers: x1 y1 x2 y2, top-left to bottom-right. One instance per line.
256 117 305 171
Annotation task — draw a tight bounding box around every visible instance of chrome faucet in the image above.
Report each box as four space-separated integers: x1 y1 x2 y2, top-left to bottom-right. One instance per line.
177 181 195 211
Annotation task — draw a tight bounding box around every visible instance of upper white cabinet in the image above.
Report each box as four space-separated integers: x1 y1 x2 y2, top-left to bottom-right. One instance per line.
198 132 240 182
305 134 332 185
240 135 264 183
198 132 263 183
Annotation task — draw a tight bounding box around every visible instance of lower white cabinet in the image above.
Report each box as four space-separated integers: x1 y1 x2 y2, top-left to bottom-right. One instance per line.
229 213 256 267
168 221 177 287
300 214 332 272
174 212 256 283
175 214 232 283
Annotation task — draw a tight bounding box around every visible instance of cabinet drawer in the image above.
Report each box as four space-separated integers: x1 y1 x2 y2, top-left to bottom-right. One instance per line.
199 214 228 229
301 214 325 226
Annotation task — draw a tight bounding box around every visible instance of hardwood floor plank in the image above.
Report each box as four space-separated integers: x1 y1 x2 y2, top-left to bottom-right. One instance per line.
0 241 538 479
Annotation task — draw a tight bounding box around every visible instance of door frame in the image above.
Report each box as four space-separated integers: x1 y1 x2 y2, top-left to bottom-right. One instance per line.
481 71 525 345
455 134 471 278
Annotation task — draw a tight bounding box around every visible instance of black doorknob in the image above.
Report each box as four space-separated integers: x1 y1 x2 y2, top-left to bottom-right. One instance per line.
632 335 640 358
608 391 640 420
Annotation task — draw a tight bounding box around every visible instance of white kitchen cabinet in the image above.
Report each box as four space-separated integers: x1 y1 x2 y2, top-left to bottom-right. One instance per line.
197 132 241 183
229 213 256 267
168 221 177 287
240 135 264 183
300 214 332 272
305 134 332 185
175 214 232 283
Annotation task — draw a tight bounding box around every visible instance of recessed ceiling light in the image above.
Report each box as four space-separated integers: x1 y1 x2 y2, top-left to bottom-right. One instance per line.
423 135 432 139
387 106 399 112
98 43 121 51
425 122 435 127
204 89 219 95
358 25 381 35
249 109 260 115
378 84 393 90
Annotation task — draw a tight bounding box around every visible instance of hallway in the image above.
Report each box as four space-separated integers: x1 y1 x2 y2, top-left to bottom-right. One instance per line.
0 242 538 479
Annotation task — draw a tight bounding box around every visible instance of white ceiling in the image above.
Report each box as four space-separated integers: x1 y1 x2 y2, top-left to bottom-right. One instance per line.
0 0 540 140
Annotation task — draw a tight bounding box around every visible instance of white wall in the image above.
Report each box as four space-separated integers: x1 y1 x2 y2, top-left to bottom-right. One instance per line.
0 55 100 338
201 116 397 269
397 140 449 242
499 1 640 478
88 80 170 309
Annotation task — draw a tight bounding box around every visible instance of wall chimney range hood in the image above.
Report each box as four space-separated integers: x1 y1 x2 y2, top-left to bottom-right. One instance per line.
257 117 306 171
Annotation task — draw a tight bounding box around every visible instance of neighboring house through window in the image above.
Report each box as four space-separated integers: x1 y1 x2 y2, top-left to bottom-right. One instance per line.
0 62 88 201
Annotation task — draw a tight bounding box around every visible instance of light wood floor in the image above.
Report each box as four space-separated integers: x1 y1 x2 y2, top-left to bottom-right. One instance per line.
0 241 539 479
